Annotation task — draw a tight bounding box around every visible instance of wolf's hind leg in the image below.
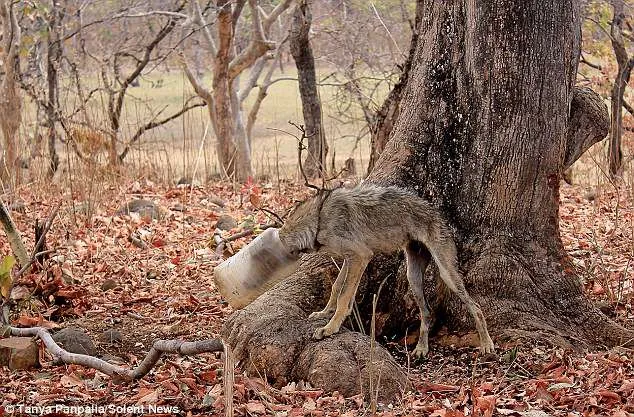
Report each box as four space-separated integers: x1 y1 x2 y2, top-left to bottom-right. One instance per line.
405 243 432 358
309 259 348 320
425 235 495 354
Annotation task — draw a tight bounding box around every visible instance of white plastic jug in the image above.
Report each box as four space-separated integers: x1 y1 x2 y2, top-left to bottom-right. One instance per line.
213 227 300 309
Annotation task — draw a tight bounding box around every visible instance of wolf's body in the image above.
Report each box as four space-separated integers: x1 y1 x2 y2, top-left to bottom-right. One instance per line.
278 184 494 357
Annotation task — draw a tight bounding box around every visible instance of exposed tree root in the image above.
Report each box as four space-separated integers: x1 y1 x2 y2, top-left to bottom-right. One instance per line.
222 255 412 401
8 326 223 381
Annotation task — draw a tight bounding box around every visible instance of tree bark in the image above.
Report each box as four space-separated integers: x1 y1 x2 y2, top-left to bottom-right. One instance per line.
290 0 327 178
223 0 631 400
45 0 63 176
0 1 22 186
608 3 633 178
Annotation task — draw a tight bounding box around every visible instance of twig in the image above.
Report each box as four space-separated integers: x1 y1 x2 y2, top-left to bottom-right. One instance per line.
214 223 278 255
10 326 223 380
15 206 60 278
580 53 603 70
369 276 389 414
223 341 235 417
289 121 321 192
258 208 284 225
128 234 149 250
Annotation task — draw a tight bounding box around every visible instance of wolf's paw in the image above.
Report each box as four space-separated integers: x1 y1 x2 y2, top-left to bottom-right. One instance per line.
309 309 334 320
411 342 429 359
480 336 495 355
313 323 340 340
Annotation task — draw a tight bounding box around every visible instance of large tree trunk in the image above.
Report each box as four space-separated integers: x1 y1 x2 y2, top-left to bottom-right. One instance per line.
223 0 630 400
0 1 22 186
290 0 327 178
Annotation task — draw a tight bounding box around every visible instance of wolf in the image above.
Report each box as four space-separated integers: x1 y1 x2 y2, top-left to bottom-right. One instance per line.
277 184 494 357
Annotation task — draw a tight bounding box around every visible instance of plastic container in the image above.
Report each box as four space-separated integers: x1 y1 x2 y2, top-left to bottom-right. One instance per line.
213 227 300 309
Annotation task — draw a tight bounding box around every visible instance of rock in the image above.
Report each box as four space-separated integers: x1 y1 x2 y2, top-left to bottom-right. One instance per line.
176 177 191 186
115 199 161 220
0 337 39 370
52 328 97 356
176 177 201 187
216 214 237 231
170 203 186 212
100 329 122 344
100 353 125 364
101 279 118 292
207 196 226 208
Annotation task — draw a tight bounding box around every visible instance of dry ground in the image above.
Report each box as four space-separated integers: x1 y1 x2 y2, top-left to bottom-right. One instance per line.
0 168 633 416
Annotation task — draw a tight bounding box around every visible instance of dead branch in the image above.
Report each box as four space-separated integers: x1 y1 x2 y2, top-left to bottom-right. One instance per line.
292 123 322 191
15 206 60 278
580 53 603 70
623 99 634 116
9 326 223 381
214 222 278 255
118 100 206 162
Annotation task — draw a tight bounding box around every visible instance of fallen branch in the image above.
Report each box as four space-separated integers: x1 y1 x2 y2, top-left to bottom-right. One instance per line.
9 326 223 381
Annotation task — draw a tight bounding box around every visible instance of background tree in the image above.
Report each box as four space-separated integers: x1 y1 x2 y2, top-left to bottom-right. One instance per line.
182 0 292 181
0 0 22 186
223 0 632 399
290 0 327 178
608 0 634 177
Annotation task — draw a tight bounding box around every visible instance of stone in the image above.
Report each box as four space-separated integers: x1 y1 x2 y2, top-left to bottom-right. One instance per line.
100 329 122 344
170 203 186 212
176 177 191 186
115 199 161 220
0 337 39 370
216 214 237 231
207 196 226 208
101 279 118 292
52 328 97 356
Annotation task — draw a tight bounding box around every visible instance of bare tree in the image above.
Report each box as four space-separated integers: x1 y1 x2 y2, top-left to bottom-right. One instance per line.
182 0 292 181
0 0 22 186
608 0 634 177
290 0 327 178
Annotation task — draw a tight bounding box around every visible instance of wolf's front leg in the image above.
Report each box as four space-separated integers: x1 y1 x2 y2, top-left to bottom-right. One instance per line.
313 255 369 339
309 259 348 320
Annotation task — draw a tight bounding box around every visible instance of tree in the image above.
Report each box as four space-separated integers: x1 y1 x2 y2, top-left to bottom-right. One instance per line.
0 0 23 186
290 0 327 178
608 1 634 177
182 0 292 181
222 0 632 400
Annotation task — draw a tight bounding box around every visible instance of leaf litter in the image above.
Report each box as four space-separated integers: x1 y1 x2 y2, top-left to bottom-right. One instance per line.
0 179 631 416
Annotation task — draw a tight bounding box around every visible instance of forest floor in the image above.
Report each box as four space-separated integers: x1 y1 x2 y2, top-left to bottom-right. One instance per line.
0 178 633 417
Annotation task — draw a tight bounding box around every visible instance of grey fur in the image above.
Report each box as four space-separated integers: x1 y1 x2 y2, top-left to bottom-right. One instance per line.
278 184 494 357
